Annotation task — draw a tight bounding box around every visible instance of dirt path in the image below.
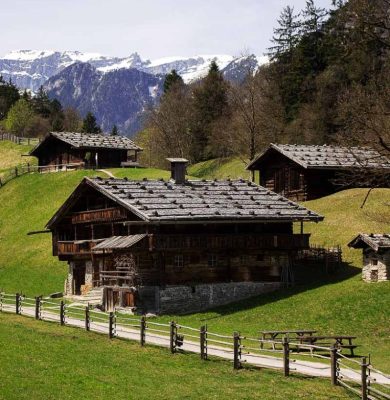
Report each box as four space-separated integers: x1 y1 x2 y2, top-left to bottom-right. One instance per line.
97 169 115 178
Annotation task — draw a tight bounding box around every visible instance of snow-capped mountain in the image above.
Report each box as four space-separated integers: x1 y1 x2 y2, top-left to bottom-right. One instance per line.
1 49 268 136
0 50 268 92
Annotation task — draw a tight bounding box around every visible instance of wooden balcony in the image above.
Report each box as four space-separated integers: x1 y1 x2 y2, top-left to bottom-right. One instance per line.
57 240 104 255
151 234 310 251
71 207 127 224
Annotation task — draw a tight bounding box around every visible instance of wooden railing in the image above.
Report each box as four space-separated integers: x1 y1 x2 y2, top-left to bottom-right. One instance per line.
151 234 310 251
57 240 104 255
71 207 128 224
0 132 41 145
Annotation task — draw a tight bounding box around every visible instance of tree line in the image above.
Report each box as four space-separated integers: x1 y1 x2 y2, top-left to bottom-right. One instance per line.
0 80 119 136
141 0 389 175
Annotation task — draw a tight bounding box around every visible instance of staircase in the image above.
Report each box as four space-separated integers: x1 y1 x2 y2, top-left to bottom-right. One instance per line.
67 287 103 306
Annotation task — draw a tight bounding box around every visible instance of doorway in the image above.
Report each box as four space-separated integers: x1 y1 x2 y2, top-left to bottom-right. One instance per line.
74 264 86 295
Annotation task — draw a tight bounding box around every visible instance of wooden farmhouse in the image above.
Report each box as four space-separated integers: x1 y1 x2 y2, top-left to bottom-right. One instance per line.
348 234 390 282
46 159 323 314
29 132 142 170
247 144 390 201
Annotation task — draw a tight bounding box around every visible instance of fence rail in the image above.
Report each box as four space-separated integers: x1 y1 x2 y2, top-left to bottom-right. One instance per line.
0 291 389 399
0 132 41 145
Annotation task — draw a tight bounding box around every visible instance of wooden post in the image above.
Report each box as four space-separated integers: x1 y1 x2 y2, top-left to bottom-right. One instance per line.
361 357 368 400
14 167 18 177
233 332 241 370
283 336 290 377
200 325 207 360
35 296 41 320
85 306 90 331
15 293 20 314
140 316 146 346
330 346 338 386
60 301 65 325
170 321 176 354
27 163 30 173
109 312 115 339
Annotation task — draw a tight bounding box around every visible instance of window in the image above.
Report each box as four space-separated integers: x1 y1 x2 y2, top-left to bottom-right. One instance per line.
174 254 184 268
208 254 218 267
289 169 301 190
274 169 285 193
372 259 378 266
256 254 265 262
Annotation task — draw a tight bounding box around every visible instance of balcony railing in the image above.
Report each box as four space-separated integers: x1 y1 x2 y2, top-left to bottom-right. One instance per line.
71 207 127 224
57 239 104 255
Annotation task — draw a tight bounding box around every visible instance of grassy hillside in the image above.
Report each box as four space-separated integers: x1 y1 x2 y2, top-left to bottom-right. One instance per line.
0 313 351 400
0 167 389 370
0 140 36 176
188 157 250 180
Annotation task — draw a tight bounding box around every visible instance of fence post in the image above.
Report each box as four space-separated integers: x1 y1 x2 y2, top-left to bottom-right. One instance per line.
283 336 290 377
140 316 146 346
15 293 21 314
170 321 176 354
14 167 18 177
27 163 30 173
60 301 65 325
35 296 41 320
109 312 115 339
361 357 368 400
0 291 3 312
200 325 207 360
85 306 90 331
330 346 338 386
233 331 242 370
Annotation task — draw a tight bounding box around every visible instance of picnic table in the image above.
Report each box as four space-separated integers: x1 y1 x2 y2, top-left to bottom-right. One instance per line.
298 335 358 356
260 330 317 349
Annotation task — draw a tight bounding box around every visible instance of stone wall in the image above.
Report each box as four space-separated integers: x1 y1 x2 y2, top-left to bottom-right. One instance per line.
151 282 280 315
362 250 390 282
64 262 75 295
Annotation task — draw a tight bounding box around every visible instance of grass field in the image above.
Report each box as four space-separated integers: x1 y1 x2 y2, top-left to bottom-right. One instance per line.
188 157 251 180
0 159 389 398
0 141 36 177
0 313 352 400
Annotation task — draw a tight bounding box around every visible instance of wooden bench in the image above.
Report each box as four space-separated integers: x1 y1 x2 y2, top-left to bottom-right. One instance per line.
260 330 317 350
298 335 358 356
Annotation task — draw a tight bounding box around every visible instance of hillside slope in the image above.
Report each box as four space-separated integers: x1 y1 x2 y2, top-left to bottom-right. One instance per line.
0 140 35 173
188 157 250 180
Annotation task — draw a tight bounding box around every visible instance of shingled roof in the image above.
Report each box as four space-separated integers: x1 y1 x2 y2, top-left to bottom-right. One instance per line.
348 233 390 252
46 176 323 227
30 132 142 154
247 144 390 170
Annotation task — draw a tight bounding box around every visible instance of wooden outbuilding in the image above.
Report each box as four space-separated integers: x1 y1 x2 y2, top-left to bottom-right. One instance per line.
45 159 323 314
29 131 142 170
247 144 390 201
348 234 390 282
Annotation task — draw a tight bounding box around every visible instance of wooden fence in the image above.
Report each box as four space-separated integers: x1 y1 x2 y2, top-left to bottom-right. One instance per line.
296 244 343 273
0 132 41 145
0 291 389 399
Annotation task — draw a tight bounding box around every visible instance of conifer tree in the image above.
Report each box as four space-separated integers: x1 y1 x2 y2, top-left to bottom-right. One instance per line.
111 125 119 136
0 76 20 120
191 61 230 161
32 86 52 118
267 6 301 61
81 112 101 134
163 70 184 93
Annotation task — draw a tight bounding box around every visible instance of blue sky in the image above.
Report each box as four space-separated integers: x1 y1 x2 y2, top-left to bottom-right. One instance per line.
1 0 333 59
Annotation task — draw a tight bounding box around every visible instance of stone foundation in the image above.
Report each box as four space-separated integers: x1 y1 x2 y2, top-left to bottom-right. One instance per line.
139 282 280 315
362 251 389 282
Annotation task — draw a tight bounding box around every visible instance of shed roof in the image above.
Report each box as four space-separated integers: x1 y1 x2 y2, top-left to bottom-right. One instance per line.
92 234 147 251
30 132 142 155
348 233 390 252
46 176 323 227
247 144 390 170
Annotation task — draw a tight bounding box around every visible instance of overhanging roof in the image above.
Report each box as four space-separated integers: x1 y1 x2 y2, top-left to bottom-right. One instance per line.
30 131 142 156
247 143 390 170
92 234 147 251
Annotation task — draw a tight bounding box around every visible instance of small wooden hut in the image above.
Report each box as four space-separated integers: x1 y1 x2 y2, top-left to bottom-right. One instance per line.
29 131 142 170
348 234 390 282
247 144 390 201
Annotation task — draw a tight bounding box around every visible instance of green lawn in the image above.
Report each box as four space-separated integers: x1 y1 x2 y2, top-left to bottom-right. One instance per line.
0 140 36 173
0 313 352 400
188 157 251 180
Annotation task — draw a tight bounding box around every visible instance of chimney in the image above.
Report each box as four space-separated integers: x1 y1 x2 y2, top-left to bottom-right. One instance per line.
166 158 189 184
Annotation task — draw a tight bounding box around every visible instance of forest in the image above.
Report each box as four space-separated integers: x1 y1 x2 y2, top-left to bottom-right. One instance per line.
142 0 389 170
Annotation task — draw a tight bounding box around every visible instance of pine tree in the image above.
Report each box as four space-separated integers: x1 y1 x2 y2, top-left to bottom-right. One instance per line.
301 0 328 34
267 6 301 61
32 86 52 118
0 76 20 120
191 61 230 161
81 112 101 134
163 70 184 93
111 125 119 136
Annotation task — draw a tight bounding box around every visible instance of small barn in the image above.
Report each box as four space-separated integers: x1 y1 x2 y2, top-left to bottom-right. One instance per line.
29 132 142 170
45 159 324 314
348 234 390 282
247 144 390 201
